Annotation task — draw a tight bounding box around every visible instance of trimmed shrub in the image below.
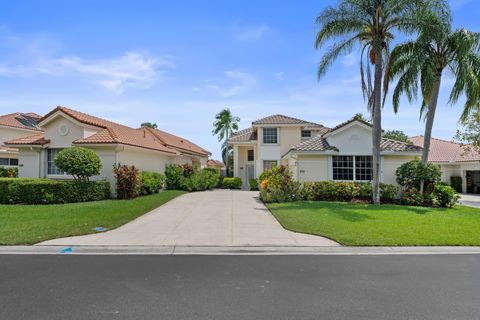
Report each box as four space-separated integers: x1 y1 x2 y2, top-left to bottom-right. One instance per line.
0 178 110 204
259 166 301 203
249 179 259 191
113 164 139 199
181 169 219 191
54 147 102 181
450 176 463 193
138 171 165 195
222 177 242 189
396 159 441 191
401 189 424 206
380 183 399 202
165 164 184 190
0 167 18 178
433 184 460 208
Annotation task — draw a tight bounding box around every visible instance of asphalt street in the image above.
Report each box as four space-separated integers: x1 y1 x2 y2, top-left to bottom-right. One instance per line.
1 254 479 320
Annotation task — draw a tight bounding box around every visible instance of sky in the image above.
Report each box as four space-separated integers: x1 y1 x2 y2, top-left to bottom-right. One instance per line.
0 0 479 160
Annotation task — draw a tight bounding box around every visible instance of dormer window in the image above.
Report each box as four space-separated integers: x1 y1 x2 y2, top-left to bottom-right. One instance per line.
263 128 278 144
301 130 311 138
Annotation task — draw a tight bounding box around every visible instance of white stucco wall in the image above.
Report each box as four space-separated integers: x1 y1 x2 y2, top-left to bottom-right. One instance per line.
326 123 372 155
382 155 417 185
116 146 176 174
1 126 41 147
44 116 91 148
296 154 330 182
17 148 41 178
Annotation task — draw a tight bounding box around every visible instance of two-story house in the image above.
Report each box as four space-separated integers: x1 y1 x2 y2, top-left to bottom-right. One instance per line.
0 112 43 167
229 114 422 189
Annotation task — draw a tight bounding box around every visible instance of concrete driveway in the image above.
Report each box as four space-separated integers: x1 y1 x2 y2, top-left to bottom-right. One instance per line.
40 190 338 246
460 194 480 208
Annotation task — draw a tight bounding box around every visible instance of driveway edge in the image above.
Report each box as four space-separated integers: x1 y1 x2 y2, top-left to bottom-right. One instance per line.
1 245 480 255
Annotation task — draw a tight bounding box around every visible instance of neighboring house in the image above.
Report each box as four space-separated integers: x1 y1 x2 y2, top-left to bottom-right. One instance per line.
410 135 480 193
0 112 43 167
229 114 422 189
206 159 225 170
4 106 210 189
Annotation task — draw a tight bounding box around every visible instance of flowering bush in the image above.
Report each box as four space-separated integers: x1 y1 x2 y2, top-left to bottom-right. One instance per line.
259 166 301 203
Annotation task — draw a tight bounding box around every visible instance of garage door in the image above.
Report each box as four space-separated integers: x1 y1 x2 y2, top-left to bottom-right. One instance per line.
298 160 328 182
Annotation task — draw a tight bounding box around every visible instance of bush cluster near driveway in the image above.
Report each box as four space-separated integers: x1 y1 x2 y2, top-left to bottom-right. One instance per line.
0 167 17 178
221 177 242 189
267 201 480 246
0 178 111 204
0 190 186 245
165 164 220 191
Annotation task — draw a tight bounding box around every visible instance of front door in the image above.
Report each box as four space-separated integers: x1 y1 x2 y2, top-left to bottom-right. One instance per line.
245 164 255 189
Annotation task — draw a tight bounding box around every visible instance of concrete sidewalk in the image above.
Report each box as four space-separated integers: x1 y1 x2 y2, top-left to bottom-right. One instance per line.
39 190 338 247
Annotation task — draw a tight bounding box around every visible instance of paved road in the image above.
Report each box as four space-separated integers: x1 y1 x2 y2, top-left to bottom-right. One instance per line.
40 190 337 246
1 254 479 320
459 194 480 208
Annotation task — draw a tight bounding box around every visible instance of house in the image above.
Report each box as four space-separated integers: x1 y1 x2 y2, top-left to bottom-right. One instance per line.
410 136 480 193
0 112 43 167
229 114 422 189
4 106 210 188
206 159 225 170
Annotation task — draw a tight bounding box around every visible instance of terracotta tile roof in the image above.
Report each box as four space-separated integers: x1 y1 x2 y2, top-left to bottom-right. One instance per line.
290 135 421 153
4 134 50 146
291 135 338 152
328 116 372 133
410 135 480 162
145 128 210 157
380 138 423 152
229 127 257 142
38 106 209 155
207 159 225 168
252 114 325 128
0 145 18 153
0 112 43 131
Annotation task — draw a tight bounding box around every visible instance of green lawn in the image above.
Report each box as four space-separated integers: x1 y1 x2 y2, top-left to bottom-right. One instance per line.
0 190 185 245
267 201 480 246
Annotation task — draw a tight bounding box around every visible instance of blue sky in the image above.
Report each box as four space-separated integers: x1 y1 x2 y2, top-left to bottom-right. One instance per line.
0 0 479 159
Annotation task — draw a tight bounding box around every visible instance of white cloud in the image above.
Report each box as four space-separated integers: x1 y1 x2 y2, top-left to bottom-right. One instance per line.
0 29 174 94
202 70 258 97
55 52 174 93
232 23 272 41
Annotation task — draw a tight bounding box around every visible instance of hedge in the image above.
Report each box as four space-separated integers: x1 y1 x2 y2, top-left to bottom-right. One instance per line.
222 177 242 189
0 178 111 204
450 176 462 193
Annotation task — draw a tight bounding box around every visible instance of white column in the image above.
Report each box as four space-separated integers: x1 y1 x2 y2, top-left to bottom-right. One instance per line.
233 144 239 177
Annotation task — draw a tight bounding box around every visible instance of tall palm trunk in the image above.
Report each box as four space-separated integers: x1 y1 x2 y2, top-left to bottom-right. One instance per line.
422 72 442 165
372 48 383 204
225 128 229 177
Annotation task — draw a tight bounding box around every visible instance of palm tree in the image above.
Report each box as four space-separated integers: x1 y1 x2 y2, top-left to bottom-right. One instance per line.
315 0 447 204
213 108 240 177
386 16 480 168
140 122 158 129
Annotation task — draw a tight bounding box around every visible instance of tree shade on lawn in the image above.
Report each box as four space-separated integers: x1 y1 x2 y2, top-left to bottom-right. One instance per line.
267 201 480 246
314 0 449 204
0 190 185 245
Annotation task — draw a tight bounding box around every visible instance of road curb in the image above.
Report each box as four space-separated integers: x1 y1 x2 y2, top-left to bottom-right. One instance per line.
1 245 480 255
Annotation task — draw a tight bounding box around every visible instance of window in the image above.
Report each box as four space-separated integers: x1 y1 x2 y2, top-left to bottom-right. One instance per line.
247 149 254 161
263 128 278 144
47 149 65 175
263 160 278 171
301 130 311 138
0 158 19 166
355 156 373 181
332 156 354 180
332 155 372 181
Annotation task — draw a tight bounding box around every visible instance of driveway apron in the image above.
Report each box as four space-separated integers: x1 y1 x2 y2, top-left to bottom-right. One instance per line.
39 190 338 246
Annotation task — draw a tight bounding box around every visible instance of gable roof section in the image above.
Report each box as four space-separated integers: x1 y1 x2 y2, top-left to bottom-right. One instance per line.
207 159 225 168
229 127 257 142
7 106 209 155
252 114 326 129
410 135 480 162
0 112 43 131
145 128 211 157
4 133 50 146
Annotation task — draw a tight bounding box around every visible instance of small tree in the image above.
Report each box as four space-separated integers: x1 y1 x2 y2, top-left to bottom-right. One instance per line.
141 122 158 129
113 164 139 199
55 147 102 181
383 130 412 144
